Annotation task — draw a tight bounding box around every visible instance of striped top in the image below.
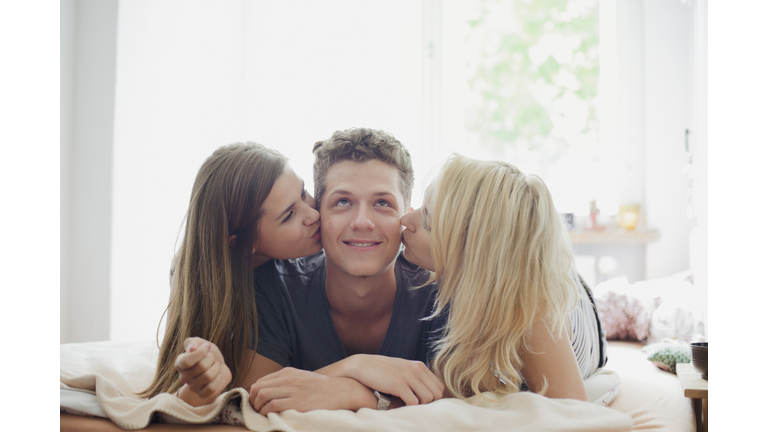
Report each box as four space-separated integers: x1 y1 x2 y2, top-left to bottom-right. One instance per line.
569 281 603 380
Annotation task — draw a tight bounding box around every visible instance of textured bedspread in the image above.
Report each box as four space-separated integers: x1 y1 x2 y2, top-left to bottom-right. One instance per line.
605 341 696 432
60 341 633 432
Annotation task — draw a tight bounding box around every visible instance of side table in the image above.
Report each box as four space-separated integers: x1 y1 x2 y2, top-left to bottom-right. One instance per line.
677 363 708 432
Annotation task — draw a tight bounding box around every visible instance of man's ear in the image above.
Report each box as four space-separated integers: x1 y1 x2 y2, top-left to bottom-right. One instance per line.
229 235 237 249
409 207 413 212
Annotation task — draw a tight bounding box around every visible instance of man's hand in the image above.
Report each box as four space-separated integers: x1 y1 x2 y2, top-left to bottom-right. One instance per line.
175 337 232 406
249 367 377 415
319 354 445 406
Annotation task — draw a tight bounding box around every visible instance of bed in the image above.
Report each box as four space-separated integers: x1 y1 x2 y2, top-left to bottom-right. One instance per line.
60 272 703 431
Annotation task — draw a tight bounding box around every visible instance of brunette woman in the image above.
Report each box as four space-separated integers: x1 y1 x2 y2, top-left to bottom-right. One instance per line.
140 143 322 406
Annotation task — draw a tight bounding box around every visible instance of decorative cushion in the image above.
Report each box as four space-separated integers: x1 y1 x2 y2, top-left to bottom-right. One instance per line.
641 341 691 374
592 271 703 343
592 277 663 341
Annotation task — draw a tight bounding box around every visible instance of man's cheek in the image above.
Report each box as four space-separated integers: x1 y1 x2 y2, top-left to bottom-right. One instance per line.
321 216 339 239
385 216 404 236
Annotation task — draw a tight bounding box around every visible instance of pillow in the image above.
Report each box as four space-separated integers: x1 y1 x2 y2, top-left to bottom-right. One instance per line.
648 283 706 343
592 271 702 342
592 277 662 341
584 369 621 406
641 341 691 374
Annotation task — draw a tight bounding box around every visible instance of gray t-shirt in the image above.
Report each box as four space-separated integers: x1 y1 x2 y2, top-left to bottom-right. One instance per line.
253 251 444 371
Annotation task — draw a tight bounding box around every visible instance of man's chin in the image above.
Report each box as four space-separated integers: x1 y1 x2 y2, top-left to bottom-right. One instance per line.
328 256 398 280
341 265 390 279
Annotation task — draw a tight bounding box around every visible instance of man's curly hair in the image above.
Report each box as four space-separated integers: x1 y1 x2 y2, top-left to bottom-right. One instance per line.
312 127 415 209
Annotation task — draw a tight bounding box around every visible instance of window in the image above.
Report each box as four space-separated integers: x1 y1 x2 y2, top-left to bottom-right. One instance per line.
424 0 609 216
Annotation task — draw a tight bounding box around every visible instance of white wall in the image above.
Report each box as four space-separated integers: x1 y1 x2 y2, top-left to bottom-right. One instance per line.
111 1 246 343
615 0 646 206
60 0 118 343
584 0 701 286
61 0 74 344
689 0 708 336
643 0 694 280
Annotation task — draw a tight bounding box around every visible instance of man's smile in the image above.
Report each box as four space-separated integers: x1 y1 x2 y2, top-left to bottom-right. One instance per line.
343 240 382 248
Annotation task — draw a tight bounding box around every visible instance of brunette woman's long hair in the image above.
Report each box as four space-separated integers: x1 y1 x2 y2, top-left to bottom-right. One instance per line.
139 142 287 398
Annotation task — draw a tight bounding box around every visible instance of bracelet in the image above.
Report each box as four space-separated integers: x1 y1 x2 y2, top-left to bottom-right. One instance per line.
372 390 391 410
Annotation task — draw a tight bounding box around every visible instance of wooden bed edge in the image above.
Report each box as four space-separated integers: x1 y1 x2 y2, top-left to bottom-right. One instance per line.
60 413 248 431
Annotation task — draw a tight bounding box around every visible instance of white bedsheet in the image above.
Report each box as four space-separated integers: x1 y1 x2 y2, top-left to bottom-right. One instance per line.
604 341 696 432
60 340 633 432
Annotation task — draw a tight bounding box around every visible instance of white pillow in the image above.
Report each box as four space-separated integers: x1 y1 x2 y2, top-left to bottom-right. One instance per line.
648 278 705 343
584 368 621 406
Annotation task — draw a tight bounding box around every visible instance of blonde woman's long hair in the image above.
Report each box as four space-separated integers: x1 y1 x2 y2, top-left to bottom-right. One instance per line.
428 155 579 399
140 142 287 399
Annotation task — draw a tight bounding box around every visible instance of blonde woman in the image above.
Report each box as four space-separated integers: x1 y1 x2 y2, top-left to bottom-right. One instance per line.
140 142 323 407
400 154 605 401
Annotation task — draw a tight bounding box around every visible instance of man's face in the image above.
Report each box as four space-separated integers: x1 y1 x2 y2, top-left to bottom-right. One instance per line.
320 159 406 279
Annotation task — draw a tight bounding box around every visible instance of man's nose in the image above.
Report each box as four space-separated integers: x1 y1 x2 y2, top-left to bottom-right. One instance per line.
350 205 375 230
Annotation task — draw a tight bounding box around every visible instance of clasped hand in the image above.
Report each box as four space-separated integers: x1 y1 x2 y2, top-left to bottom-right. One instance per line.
333 354 445 406
175 337 232 406
249 355 444 414
249 368 366 415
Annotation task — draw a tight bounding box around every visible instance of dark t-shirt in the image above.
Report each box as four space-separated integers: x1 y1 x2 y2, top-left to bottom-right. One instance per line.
253 251 444 371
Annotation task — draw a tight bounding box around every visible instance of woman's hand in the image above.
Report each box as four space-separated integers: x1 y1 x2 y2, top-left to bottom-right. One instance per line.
319 354 445 406
175 337 232 406
249 367 377 415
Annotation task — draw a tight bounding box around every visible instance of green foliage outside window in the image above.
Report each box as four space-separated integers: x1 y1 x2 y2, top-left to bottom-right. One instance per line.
465 0 599 157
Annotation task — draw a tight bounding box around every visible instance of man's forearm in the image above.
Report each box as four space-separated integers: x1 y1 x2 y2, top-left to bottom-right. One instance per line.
315 355 359 379
249 368 379 413
314 354 445 408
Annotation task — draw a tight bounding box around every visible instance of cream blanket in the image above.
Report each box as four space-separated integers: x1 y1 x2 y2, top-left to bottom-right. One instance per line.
60 341 633 431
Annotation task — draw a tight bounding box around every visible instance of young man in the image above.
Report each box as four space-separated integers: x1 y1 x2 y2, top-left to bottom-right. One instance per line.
246 128 445 414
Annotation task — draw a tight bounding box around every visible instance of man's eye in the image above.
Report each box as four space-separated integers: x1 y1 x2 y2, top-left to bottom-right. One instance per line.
375 200 390 207
336 199 350 206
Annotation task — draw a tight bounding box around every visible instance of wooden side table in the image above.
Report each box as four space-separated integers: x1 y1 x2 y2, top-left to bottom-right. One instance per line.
677 363 708 432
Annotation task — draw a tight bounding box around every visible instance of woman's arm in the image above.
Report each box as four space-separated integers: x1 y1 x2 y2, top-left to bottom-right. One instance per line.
519 318 588 401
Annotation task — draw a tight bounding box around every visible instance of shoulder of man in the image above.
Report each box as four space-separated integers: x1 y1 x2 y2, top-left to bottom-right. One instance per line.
396 250 429 285
272 251 326 277
395 251 436 292
253 251 325 294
